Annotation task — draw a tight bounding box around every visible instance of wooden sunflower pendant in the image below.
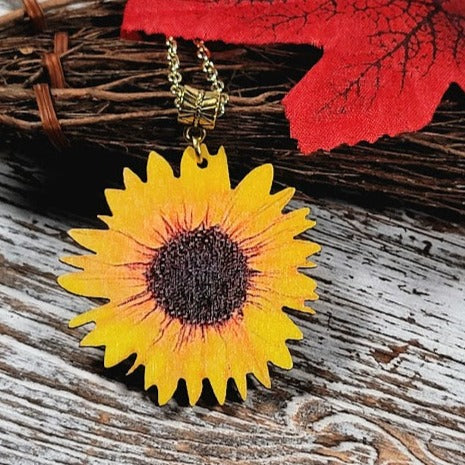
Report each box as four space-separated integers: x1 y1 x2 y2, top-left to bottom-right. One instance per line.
59 145 320 405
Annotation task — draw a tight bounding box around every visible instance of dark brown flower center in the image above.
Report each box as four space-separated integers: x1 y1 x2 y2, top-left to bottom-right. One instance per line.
147 225 251 326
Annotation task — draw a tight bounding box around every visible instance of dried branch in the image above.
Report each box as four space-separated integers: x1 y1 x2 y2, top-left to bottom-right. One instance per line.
0 0 464 219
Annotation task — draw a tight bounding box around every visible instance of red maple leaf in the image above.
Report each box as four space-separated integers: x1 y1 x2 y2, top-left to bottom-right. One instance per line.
122 0 465 154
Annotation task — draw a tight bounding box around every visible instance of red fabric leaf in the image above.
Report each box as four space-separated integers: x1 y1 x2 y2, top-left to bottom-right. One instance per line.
122 0 465 154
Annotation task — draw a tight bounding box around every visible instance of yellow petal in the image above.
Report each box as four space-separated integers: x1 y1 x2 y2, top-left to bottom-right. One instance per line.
103 187 171 248
241 207 318 251
233 374 248 400
248 239 320 271
103 338 134 368
245 315 295 370
69 303 115 328
243 306 297 369
244 304 303 343
253 271 318 311
247 326 294 370
180 145 230 196
220 164 273 229
58 263 146 300
252 362 271 389
157 377 179 406
270 345 293 370
80 328 104 347
67 228 155 265
145 354 179 405
123 167 143 190
180 145 231 229
78 302 163 365
101 308 164 369
144 319 182 404
180 334 204 405
227 188 295 243
60 254 148 274
234 321 272 389
146 150 175 185
222 322 251 400
204 326 228 405
233 163 274 203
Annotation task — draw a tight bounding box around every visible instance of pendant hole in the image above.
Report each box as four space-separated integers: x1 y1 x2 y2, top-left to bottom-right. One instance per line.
197 158 208 169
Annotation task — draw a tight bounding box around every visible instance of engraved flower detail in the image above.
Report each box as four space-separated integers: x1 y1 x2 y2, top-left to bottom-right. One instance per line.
59 145 320 405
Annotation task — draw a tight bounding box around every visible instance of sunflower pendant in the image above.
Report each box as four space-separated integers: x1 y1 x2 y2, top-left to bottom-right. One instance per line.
59 144 320 405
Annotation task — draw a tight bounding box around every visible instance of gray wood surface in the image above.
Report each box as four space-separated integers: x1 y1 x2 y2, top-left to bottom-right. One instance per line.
0 143 464 464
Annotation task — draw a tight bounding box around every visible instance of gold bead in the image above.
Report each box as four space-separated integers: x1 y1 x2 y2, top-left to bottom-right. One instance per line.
177 85 221 130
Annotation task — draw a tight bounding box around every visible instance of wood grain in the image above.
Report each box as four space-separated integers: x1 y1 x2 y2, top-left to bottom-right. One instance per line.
1 0 464 218
0 146 464 465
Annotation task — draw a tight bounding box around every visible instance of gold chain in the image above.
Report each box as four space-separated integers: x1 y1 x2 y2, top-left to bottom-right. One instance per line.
166 36 229 118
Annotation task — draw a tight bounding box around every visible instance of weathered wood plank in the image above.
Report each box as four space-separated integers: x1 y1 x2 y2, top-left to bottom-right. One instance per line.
1 0 465 218
0 144 464 465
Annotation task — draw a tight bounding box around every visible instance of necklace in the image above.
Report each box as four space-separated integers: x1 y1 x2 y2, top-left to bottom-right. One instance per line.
59 37 320 406
166 36 229 162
